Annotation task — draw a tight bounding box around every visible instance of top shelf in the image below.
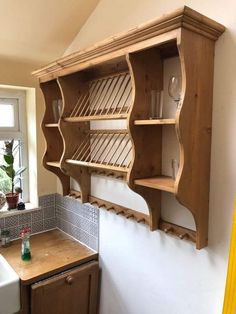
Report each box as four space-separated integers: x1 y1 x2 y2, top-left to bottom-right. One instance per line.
134 119 176 125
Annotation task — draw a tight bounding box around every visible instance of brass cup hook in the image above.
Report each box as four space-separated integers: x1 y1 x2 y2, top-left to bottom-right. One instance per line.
116 175 123 180
98 204 106 208
107 207 115 211
126 214 134 219
179 233 188 240
137 218 145 223
116 210 125 216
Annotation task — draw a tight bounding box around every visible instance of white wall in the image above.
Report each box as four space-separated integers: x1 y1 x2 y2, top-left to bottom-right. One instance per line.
65 1 235 313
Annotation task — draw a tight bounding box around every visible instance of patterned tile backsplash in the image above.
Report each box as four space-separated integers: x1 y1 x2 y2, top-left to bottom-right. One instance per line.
0 194 99 252
0 194 56 242
56 194 99 251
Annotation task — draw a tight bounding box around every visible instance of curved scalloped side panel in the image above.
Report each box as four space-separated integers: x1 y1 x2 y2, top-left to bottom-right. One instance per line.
126 50 163 230
57 75 90 203
175 29 215 248
40 81 70 195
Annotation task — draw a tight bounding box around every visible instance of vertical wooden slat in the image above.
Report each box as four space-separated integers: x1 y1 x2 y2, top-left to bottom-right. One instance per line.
120 146 132 167
98 133 116 163
100 133 118 163
71 133 89 159
84 79 106 116
112 74 130 114
70 93 84 117
73 93 88 117
119 86 132 114
94 78 113 115
74 134 91 160
95 133 115 162
80 79 103 116
73 80 97 117
105 75 127 114
102 77 119 113
77 134 99 160
105 134 124 165
90 133 110 163
112 135 129 165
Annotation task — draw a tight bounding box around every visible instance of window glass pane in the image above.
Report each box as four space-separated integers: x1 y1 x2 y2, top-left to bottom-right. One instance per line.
0 104 14 127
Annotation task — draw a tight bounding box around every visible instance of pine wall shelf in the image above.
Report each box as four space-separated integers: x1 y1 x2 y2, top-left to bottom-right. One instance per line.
33 6 225 249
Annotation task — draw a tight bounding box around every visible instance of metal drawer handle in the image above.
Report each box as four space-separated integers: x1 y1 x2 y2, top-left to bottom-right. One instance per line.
65 275 74 285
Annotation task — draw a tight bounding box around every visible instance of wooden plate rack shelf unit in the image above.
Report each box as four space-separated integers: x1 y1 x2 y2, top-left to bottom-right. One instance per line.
33 6 225 249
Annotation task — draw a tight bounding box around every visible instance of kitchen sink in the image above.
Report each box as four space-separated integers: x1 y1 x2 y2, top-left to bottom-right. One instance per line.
0 254 20 314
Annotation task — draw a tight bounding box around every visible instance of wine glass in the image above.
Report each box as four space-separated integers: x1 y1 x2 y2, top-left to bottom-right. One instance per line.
168 76 182 107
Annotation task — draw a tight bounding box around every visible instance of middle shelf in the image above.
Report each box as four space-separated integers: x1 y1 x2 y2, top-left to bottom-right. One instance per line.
134 119 176 125
134 176 175 193
65 129 132 174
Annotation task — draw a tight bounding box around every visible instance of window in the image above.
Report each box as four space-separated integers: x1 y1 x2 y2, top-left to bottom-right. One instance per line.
0 98 19 129
0 88 28 201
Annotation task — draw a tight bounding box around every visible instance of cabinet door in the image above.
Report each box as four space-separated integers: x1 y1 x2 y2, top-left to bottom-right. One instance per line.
31 261 99 314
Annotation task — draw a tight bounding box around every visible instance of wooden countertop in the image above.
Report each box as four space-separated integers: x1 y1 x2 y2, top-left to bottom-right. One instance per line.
0 229 98 285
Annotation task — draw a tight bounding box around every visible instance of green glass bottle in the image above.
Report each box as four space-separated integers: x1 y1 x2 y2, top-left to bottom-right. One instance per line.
20 227 31 261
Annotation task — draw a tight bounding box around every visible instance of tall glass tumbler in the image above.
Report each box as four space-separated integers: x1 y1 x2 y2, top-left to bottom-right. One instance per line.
150 90 163 119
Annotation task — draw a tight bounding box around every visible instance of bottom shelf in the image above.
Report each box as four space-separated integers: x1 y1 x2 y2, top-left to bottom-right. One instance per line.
134 176 175 193
46 161 61 168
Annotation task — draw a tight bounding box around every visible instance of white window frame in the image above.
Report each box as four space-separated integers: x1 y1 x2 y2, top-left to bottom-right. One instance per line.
0 88 29 202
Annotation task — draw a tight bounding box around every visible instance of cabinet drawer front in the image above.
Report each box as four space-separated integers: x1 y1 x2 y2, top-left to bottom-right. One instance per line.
31 261 99 314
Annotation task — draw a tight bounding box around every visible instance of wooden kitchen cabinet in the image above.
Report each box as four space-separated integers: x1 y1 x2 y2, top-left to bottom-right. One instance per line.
31 261 99 314
0 230 99 314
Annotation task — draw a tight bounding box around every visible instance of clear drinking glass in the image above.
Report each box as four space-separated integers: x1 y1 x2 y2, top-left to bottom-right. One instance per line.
52 99 63 123
149 90 163 119
168 76 182 106
171 159 179 180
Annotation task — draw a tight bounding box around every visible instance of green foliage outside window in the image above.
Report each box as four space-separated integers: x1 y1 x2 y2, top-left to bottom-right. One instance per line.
0 167 11 193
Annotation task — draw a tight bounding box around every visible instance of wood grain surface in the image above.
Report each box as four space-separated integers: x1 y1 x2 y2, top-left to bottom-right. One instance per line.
0 230 98 285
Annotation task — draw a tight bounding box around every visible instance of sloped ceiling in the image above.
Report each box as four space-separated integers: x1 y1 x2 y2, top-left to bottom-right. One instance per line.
0 0 100 64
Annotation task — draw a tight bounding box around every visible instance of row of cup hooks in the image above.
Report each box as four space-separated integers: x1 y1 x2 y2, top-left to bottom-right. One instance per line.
163 226 189 240
90 200 146 224
71 192 189 239
90 170 125 180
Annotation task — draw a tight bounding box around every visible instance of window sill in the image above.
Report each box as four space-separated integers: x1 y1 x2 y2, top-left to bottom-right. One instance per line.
0 203 40 218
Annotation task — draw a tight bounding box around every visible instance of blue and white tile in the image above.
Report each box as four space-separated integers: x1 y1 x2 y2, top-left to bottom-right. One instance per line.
5 215 19 228
32 210 43 222
43 207 55 220
19 213 31 225
39 194 55 208
32 221 44 234
43 218 56 230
